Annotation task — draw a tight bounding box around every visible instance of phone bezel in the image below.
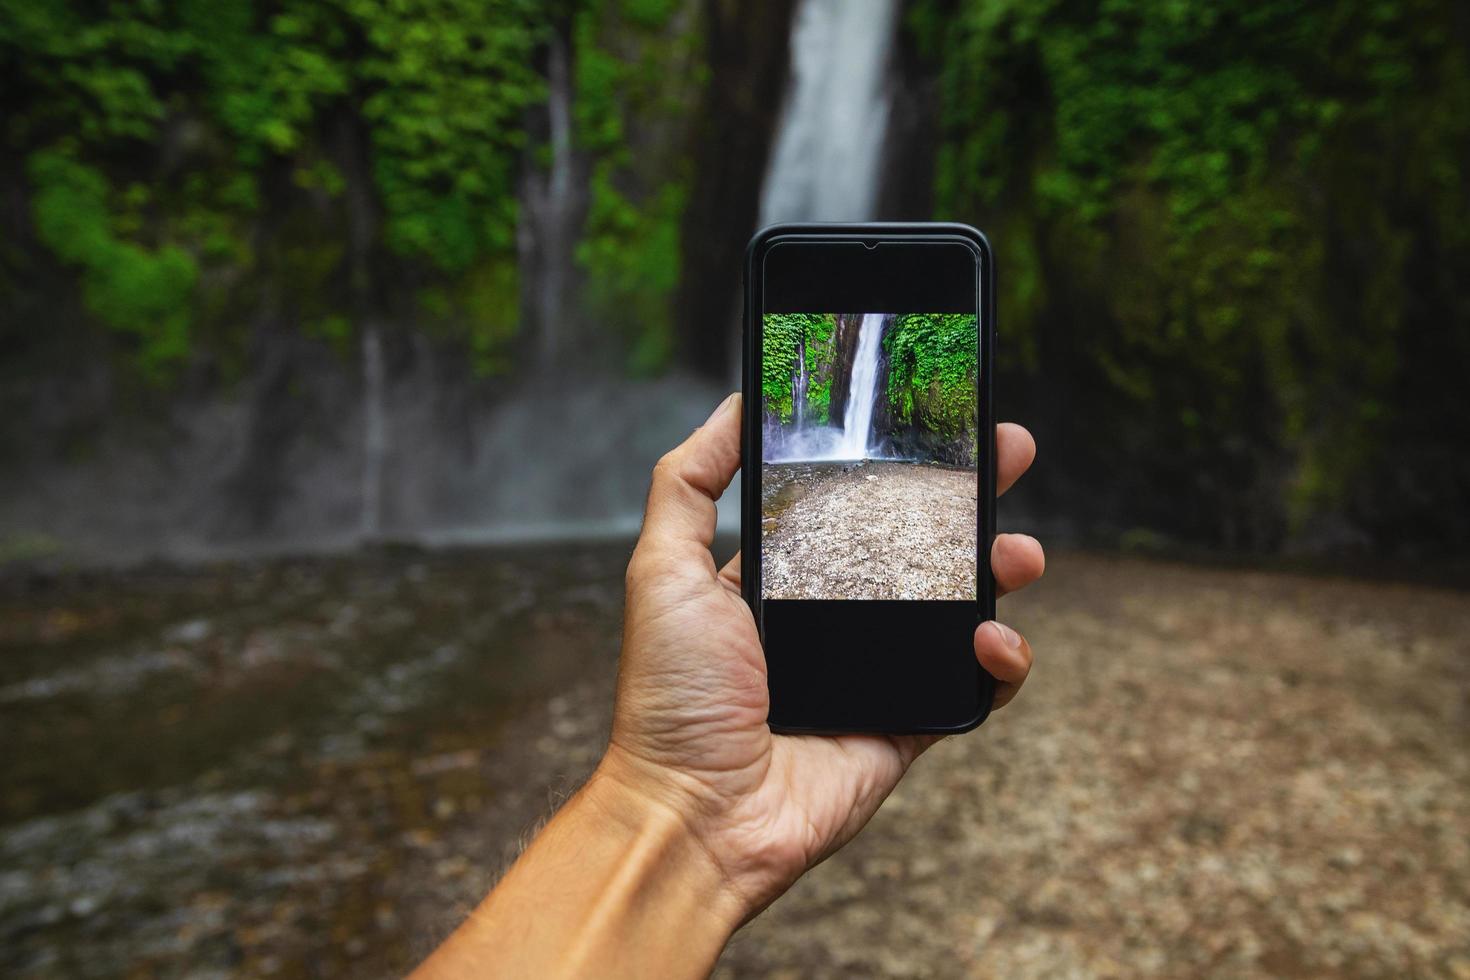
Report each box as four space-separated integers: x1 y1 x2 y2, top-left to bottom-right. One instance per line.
741 222 997 734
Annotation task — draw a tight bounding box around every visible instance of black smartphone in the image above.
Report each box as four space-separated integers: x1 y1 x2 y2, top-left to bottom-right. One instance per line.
741 223 996 734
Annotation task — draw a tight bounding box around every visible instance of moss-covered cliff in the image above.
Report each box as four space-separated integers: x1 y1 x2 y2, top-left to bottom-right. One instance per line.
914 0 1470 552
879 313 977 465
3 0 1467 558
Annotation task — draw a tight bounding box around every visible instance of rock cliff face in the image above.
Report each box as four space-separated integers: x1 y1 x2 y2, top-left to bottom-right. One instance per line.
674 0 800 380
0 1 797 562
827 313 866 425
880 407 976 468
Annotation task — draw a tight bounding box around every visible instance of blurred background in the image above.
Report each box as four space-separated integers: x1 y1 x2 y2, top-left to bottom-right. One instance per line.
2 0 1468 976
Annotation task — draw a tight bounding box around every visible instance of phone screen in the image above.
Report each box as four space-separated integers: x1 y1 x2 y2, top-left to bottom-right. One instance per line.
747 230 993 733
759 311 978 601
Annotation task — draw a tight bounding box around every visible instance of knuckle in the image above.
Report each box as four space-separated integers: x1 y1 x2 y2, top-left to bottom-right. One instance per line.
626 543 680 590
625 546 651 587
651 452 682 483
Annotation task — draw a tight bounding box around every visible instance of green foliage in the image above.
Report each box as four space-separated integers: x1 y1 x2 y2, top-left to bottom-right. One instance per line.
3 0 546 377
807 374 832 425
883 313 977 443
577 178 686 374
28 151 196 377
803 315 836 423
622 0 680 30
571 0 704 372
450 256 522 375
3 0 712 381
351 0 544 271
761 313 835 423
917 0 1470 549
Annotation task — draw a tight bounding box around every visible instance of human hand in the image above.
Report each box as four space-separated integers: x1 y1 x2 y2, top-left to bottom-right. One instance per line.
598 392 1044 921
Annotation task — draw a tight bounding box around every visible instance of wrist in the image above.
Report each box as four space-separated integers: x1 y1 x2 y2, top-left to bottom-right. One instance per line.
586 752 751 918
582 755 751 946
416 758 747 980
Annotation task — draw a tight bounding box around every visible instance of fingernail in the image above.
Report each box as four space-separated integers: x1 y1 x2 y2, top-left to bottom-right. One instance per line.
703 392 737 426
989 621 1022 649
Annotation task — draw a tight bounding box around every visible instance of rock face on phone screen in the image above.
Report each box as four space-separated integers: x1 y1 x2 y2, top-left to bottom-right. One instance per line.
760 312 978 601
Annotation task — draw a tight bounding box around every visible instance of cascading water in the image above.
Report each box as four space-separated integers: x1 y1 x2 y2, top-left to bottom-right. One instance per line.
359 323 386 540
519 31 575 367
759 0 900 224
539 33 573 364
837 313 883 457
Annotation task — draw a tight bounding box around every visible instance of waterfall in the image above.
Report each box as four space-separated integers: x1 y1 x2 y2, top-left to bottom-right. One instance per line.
768 314 887 462
758 0 900 223
540 33 573 363
838 313 883 457
517 31 575 366
359 323 386 540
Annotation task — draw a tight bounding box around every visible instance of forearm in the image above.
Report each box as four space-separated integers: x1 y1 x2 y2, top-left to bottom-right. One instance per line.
412 764 744 979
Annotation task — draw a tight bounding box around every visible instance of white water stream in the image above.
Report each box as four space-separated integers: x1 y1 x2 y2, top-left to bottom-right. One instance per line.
837 313 884 457
759 0 900 224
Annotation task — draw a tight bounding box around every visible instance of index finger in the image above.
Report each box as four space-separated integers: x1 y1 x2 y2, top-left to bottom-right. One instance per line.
637 393 742 555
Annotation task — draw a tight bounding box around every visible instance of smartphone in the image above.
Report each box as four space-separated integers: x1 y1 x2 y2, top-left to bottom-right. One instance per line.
741 223 996 734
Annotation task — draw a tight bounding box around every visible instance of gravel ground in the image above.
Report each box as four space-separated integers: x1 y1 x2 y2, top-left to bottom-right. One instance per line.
718 557 1470 978
762 461 977 600
2 548 1468 977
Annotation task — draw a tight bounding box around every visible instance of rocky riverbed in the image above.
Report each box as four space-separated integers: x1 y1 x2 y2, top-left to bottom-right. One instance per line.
2 547 1468 977
762 461 977 600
